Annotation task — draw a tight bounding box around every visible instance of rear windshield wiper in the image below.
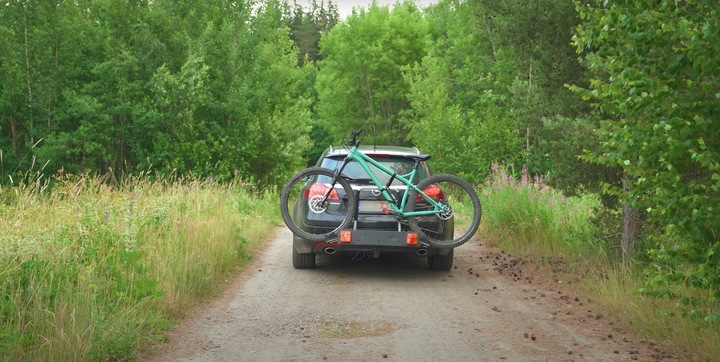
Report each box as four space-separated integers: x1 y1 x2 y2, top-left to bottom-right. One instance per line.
341 175 375 185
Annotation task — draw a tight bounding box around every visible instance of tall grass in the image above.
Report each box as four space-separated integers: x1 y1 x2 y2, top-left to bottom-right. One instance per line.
586 267 719 361
478 165 719 361
480 165 602 259
0 172 279 361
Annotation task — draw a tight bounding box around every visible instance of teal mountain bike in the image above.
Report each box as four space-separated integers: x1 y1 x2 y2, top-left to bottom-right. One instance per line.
280 129 482 248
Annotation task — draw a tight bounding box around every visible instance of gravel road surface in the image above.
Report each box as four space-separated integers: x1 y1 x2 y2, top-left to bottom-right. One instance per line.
147 227 675 362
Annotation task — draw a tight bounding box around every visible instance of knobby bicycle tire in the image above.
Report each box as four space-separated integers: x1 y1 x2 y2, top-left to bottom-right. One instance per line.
406 174 481 248
280 167 356 242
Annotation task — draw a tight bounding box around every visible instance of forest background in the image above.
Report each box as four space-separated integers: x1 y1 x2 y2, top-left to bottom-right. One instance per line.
0 0 718 359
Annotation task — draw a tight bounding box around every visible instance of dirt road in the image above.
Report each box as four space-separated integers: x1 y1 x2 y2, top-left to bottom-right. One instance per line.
147 227 675 361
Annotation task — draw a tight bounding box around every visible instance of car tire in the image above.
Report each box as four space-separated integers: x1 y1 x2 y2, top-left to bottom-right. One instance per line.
428 249 454 271
293 247 316 269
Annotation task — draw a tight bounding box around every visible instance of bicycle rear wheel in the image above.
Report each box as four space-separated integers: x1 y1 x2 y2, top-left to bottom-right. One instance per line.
280 167 356 242
406 174 481 248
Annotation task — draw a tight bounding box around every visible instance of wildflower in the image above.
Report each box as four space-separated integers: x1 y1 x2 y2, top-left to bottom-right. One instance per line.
520 165 530 186
538 178 547 190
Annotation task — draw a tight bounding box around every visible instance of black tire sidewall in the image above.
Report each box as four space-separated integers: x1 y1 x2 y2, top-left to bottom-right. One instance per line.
407 174 481 249
280 167 356 242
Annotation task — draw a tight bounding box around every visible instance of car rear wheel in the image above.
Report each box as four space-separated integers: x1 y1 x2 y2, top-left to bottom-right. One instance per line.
293 247 316 269
428 249 454 271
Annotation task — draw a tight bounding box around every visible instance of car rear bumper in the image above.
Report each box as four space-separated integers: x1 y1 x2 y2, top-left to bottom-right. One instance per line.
293 229 453 256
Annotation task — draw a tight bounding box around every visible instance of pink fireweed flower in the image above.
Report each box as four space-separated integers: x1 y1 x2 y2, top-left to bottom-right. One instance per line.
520 165 530 187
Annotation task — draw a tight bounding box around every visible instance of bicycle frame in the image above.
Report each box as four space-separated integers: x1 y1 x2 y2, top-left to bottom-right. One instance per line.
331 145 445 218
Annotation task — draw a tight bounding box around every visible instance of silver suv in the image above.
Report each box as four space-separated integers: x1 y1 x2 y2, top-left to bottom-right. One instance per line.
292 145 454 270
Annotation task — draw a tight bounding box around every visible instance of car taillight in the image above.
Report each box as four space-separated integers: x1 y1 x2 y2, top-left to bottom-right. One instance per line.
406 233 418 245
340 230 352 243
417 184 445 203
304 183 339 200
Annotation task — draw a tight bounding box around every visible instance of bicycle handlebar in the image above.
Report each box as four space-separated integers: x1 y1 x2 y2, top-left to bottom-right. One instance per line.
347 128 363 147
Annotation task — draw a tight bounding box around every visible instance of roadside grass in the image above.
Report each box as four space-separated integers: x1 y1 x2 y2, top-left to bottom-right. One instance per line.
0 172 279 361
478 165 718 361
584 267 719 361
480 165 602 258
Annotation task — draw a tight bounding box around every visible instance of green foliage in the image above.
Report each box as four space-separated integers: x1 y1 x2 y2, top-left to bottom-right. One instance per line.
142 55 212 175
316 1 429 145
403 1 523 184
0 0 312 187
573 0 720 321
284 0 340 65
404 59 521 183
281 1 340 164
477 0 587 117
480 0 611 194
403 0 605 189
528 115 620 195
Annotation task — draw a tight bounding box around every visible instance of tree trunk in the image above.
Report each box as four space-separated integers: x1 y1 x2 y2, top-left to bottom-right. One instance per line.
621 175 641 261
50 0 60 129
23 7 34 145
11 117 18 158
363 71 376 139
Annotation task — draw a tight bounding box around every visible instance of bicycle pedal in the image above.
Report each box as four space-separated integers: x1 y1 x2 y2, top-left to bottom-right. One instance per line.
380 204 390 215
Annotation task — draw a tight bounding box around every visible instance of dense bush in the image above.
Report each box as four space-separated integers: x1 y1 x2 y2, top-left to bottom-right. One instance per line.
573 0 720 322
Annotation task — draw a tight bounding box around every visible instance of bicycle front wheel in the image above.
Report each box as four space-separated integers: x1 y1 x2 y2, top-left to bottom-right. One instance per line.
280 167 356 242
406 174 481 248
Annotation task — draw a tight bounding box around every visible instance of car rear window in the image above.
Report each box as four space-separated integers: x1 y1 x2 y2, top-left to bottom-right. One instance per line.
321 156 426 186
